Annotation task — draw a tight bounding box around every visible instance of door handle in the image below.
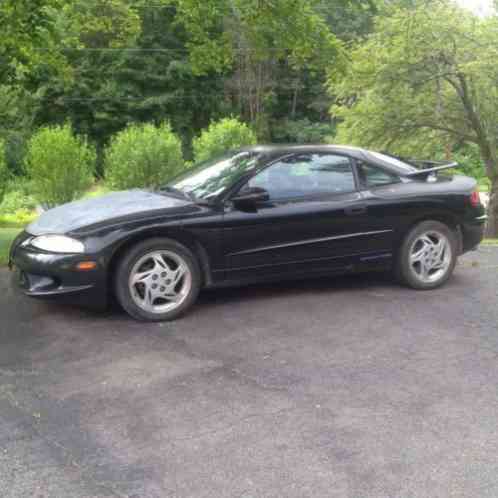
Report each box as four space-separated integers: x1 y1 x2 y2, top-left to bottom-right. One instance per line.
345 205 367 216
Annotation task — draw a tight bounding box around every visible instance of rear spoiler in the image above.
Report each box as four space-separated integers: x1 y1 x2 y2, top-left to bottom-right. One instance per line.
403 161 459 179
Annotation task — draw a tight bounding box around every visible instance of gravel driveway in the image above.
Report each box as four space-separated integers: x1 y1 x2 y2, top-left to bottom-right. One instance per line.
1 247 498 498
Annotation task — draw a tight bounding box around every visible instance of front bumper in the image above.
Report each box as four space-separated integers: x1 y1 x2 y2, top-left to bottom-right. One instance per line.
9 232 108 310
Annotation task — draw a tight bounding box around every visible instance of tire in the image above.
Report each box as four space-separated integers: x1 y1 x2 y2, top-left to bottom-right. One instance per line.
397 220 457 290
114 237 201 322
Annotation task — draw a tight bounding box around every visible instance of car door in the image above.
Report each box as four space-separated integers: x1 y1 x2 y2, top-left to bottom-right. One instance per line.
221 152 384 281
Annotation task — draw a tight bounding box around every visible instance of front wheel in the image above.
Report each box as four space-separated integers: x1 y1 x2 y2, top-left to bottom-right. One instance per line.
115 238 201 321
397 221 457 290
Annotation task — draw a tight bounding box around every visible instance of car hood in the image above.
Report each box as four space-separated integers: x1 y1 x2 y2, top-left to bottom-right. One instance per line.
27 190 192 236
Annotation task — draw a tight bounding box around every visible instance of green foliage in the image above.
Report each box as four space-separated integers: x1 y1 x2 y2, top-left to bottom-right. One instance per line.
330 0 498 236
172 0 345 133
33 3 227 167
81 183 111 199
453 144 487 180
62 0 141 49
25 124 95 208
0 176 37 215
0 190 36 214
0 85 36 175
0 228 21 266
0 210 37 229
104 122 184 190
173 0 342 75
0 140 8 204
330 1 498 164
272 118 335 144
193 118 257 162
0 0 67 83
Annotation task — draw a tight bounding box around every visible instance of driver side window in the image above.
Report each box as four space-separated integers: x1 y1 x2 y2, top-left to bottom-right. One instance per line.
246 153 355 201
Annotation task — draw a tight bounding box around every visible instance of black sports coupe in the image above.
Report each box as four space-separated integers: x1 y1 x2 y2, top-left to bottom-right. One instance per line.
9 145 486 321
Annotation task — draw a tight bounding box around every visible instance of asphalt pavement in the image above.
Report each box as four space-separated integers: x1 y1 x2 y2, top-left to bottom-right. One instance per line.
1 247 498 498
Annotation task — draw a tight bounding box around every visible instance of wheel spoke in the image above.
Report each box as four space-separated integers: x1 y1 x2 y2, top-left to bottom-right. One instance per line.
410 247 426 264
431 260 445 270
163 292 180 303
420 259 431 279
153 254 167 270
172 264 187 284
433 239 447 260
142 286 156 311
420 235 434 247
131 270 153 286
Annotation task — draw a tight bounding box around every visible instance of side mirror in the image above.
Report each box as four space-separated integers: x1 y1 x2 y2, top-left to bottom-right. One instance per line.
231 187 270 210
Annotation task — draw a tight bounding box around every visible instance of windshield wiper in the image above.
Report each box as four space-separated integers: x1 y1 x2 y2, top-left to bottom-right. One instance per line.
158 186 195 201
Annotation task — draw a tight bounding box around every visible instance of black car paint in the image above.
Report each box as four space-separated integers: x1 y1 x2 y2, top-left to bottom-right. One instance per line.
9 145 486 310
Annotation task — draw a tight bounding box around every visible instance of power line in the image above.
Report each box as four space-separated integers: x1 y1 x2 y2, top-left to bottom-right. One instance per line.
34 47 302 52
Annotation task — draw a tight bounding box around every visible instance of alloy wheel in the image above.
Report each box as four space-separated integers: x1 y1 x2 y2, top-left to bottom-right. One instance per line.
128 250 192 314
408 230 452 284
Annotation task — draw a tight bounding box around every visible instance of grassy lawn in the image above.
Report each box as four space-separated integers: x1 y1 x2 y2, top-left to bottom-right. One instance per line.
0 228 21 267
482 239 498 246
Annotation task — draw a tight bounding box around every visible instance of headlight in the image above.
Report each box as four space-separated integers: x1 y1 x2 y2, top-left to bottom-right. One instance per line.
30 235 85 254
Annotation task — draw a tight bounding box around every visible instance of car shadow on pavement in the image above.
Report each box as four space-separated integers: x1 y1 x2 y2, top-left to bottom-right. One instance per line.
15 266 477 329
197 270 396 307
38 270 398 322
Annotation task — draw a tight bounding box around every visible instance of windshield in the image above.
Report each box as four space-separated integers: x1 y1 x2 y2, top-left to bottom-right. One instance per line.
167 151 261 201
368 151 417 173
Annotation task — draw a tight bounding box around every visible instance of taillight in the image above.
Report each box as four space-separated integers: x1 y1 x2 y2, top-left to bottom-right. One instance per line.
469 190 480 207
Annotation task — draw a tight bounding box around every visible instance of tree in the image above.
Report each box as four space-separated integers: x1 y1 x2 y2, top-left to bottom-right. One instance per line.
172 0 343 133
0 85 37 175
0 139 8 204
0 0 67 84
330 1 498 236
32 2 226 166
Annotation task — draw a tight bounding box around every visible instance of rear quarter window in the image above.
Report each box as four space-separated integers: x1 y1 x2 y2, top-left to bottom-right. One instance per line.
357 161 400 189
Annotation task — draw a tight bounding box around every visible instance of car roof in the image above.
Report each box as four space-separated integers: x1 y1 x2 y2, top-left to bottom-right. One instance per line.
238 144 417 175
239 144 369 160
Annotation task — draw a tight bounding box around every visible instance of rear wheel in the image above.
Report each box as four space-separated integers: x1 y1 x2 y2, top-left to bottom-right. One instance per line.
115 238 201 321
397 221 457 290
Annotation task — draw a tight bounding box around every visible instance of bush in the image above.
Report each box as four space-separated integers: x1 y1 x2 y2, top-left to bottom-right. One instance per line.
0 209 37 228
0 140 8 205
0 189 37 215
25 124 95 208
193 118 257 163
105 122 184 190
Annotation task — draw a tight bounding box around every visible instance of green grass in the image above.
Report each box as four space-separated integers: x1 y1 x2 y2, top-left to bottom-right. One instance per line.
0 210 38 228
0 228 21 266
478 180 490 193
482 238 498 246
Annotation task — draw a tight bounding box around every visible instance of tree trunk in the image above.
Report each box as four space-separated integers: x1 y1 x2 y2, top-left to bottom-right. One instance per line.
291 80 298 118
485 176 498 238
